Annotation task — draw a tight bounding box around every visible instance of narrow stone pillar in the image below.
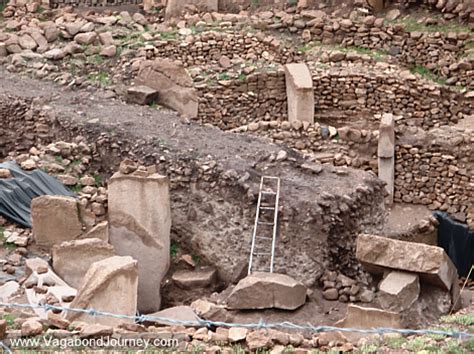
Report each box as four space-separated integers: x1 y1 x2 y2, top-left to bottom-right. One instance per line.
378 113 395 205
108 172 171 313
284 63 314 124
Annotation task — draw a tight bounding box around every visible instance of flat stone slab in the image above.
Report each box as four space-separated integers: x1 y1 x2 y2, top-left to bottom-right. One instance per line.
147 305 200 326
336 304 402 329
226 272 307 310
172 268 217 289
284 63 314 124
356 234 458 290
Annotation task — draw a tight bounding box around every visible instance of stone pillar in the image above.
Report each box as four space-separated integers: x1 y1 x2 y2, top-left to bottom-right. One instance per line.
378 113 395 205
108 172 171 313
284 63 314 124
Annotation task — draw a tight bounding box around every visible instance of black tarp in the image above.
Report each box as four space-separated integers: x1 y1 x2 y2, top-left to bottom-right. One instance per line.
0 161 75 228
435 211 474 279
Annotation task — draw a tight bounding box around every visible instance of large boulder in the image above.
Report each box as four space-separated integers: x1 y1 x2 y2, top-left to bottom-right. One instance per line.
66 256 138 327
108 172 171 313
378 271 420 312
356 234 458 290
31 195 83 248
52 238 116 288
135 58 198 118
226 272 306 310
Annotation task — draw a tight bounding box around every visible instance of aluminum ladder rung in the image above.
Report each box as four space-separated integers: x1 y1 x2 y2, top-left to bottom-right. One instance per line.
248 176 280 275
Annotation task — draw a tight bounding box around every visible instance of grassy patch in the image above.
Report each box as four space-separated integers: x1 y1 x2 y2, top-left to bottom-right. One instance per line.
298 41 322 53
0 226 4 241
410 65 447 85
238 73 247 82
387 16 470 33
218 72 230 81
86 54 105 65
170 242 179 259
384 335 407 349
159 30 178 40
3 314 16 327
441 313 474 326
93 174 103 186
70 184 83 193
87 71 110 87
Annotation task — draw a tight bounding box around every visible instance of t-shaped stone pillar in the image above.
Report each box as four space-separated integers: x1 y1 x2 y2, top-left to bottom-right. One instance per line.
378 113 395 205
284 63 314 124
108 172 171 313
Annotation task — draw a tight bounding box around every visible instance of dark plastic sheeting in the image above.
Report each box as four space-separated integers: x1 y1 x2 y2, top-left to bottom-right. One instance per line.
435 211 474 279
0 161 75 228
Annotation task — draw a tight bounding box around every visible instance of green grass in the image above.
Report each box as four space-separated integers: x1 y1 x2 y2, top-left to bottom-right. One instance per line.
159 30 178 40
410 65 447 85
387 16 470 33
87 72 110 87
191 254 200 265
70 184 83 193
3 314 16 327
93 174 103 186
238 74 247 82
0 226 4 241
218 72 230 81
170 242 179 259
441 313 474 326
4 242 16 251
55 155 63 163
384 335 406 349
86 54 105 65
465 339 474 352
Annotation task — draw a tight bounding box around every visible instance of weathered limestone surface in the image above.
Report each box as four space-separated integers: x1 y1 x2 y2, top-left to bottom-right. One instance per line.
126 85 159 106
284 63 314 124
136 58 198 118
67 256 138 327
226 272 307 310
108 172 171 313
336 304 402 328
165 0 218 19
31 195 83 248
378 113 395 205
52 238 116 289
378 271 420 312
356 234 458 290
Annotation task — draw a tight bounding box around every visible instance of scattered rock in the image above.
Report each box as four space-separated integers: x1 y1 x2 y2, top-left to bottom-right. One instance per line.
226 272 307 310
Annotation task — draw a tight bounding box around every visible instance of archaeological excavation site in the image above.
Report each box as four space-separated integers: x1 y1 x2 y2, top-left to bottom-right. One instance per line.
0 0 473 351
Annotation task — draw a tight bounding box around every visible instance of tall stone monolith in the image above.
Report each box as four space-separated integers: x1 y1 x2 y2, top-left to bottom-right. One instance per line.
284 63 314 124
378 113 395 205
108 172 171 313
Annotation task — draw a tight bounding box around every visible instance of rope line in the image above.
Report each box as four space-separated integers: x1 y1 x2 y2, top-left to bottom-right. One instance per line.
0 301 472 340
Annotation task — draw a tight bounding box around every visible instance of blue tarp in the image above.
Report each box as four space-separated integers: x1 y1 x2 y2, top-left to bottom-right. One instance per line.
435 211 474 279
0 161 74 228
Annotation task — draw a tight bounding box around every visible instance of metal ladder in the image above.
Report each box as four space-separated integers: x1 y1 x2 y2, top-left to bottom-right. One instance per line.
248 176 280 274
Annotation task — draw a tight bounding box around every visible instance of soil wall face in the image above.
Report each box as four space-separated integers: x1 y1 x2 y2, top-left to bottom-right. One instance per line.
0 94 386 286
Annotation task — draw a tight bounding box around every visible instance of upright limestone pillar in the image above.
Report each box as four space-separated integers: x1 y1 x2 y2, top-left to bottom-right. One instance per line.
378 113 395 205
284 63 314 124
108 172 171 313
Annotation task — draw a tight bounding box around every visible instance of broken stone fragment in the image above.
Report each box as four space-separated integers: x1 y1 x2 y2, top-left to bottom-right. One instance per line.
226 272 307 310
356 234 458 291
126 85 159 106
172 268 217 289
378 271 420 312
78 221 109 242
66 256 138 327
146 305 200 326
21 319 43 337
31 195 83 249
52 238 116 289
